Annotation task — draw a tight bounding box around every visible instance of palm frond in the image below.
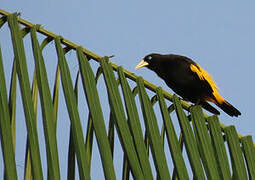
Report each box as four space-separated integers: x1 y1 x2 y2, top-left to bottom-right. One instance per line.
0 9 254 179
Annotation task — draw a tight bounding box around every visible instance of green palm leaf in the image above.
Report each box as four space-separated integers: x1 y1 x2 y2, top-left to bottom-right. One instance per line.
0 9 254 180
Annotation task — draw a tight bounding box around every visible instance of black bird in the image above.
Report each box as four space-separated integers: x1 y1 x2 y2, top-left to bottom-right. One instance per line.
136 53 241 117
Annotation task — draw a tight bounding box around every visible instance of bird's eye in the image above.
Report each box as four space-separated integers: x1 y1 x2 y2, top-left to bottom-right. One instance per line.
147 56 152 60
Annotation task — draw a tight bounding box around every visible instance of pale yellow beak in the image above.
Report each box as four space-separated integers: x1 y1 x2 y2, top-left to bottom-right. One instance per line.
135 60 149 69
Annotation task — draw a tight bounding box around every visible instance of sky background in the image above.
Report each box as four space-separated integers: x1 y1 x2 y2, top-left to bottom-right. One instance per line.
1 0 255 179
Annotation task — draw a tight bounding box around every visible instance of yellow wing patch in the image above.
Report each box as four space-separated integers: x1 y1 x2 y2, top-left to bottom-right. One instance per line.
190 64 225 104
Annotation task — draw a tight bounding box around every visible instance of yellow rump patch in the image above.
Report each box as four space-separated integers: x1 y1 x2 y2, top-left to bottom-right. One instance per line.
190 64 225 104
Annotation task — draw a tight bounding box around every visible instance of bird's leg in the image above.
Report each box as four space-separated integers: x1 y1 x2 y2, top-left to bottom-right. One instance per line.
188 99 200 112
181 96 188 101
195 99 201 105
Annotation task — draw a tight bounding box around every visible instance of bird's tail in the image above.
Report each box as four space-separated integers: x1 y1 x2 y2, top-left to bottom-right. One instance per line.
208 90 241 117
217 100 241 117
200 101 220 115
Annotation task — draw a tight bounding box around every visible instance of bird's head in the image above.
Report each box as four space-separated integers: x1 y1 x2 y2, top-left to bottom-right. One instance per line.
135 53 162 71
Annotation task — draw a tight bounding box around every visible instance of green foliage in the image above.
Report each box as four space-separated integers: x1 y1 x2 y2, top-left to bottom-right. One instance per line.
0 10 254 179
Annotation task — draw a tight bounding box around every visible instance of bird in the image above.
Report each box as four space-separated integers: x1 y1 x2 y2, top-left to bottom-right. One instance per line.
135 53 241 117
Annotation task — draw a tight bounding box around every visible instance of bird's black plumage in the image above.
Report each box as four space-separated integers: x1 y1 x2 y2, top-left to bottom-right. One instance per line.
136 53 241 117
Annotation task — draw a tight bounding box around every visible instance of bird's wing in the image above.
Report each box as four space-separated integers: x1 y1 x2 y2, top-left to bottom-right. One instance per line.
189 63 225 104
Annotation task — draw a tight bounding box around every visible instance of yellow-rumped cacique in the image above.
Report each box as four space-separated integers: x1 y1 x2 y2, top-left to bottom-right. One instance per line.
136 53 241 117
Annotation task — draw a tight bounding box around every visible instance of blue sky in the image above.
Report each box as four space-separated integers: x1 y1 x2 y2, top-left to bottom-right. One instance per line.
1 0 255 179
